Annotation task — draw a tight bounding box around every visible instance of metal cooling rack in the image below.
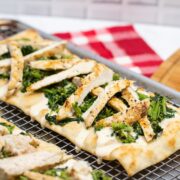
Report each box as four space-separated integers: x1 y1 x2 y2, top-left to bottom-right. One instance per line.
0 19 179 180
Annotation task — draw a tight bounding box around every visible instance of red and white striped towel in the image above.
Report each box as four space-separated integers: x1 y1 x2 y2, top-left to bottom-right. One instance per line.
54 25 163 77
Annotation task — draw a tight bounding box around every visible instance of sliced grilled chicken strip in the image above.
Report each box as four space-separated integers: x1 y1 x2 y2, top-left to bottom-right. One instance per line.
0 44 8 56
27 61 96 92
83 80 131 127
56 64 113 120
122 87 139 106
139 116 155 142
0 59 11 68
16 39 53 49
6 43 24 97
125 99 150 125
95 111 125 127
96 100 149 125
71 78 128 112
0 29 43 45
29 57 80 70
96 99 154 142
23 41 66 63
0 151 64 177
0 134 38 156
92 87 127 112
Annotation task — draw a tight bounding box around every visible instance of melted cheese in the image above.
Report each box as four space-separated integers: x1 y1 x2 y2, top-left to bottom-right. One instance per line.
75 126 90 148
30 96 49 127
96 127 121 157
0 84 7 98
30 96 48 117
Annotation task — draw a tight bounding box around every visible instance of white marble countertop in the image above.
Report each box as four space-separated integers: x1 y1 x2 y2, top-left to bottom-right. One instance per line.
0 14 180 60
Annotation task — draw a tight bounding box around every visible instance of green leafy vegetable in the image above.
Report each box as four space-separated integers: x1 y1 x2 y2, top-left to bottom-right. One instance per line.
113 73 120 81
0 73 9 79
0 122 15 134
137 92 149 100
112 122 136 143
21 45 37 56
72 94 97 118
43 80 77 112
45 114 57 125
43 167 70 180
22 66 55 92
92 170 112 180
0 52 10 60
45 114 83 126
18 175 29 180
132 122 144 136
96 105 117 121
148 94 176 135
0 147 13 159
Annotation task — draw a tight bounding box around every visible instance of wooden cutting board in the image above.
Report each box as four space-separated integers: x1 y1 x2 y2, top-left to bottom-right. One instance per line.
151 49 180 92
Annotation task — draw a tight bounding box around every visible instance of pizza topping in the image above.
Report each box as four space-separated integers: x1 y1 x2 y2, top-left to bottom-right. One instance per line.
0 151 64 176
43 80 77 112
112 122 136 143
148 94 176 136
0 122 15 134
83 80 130 127
92 170 112 180
22 65 56 92
0 73 9 79
56 64 113 121
6 43 24 97
30 57 80 70
122 87 139 106
0 51 10 60
0 134 39 156
21 45 37 56
27 61 95 92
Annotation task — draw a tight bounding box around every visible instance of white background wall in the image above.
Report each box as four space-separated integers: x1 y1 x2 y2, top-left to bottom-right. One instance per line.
0 0 179 26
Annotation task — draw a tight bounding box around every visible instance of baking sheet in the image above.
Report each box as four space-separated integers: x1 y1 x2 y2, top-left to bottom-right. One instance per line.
0 19 179 180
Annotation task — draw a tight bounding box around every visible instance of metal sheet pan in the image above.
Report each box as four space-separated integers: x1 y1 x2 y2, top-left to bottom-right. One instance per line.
0 19 179 180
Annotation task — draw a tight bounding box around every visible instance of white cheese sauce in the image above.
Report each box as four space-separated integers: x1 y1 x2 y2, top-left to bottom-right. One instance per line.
96 127 121 157
30 95 49 127
75 126 90 148
0 84 8 98
30 96 49 117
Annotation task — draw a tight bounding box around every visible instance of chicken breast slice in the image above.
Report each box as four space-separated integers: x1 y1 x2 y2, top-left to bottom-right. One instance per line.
83 80 131 127
139 116 155 142
0 59 11 68
122 87 139 106
27 61 96 92
6 43 24 97
29 57 80 70
56 64 113 120
92 87 127 112
0 151 64 177
23 41 66 63
0 134 39 156
96 100 154 142
0 29 43 45
0 44 8 56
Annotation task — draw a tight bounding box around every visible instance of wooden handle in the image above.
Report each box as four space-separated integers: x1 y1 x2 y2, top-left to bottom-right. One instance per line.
151 49 180 92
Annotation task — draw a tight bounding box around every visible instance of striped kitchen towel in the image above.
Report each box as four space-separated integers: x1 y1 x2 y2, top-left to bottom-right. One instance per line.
54 25 163 77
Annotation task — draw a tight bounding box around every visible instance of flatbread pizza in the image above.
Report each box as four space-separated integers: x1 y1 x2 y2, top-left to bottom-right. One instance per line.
0 117 111 180
0 29 179 176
